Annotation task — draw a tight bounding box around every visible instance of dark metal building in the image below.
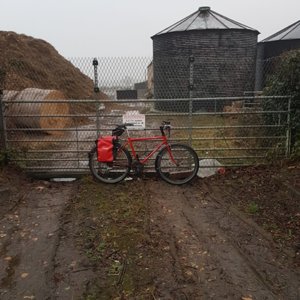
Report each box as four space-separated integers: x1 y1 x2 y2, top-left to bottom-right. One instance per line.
255 20 300 90
116 90 137 100
151 7 259 111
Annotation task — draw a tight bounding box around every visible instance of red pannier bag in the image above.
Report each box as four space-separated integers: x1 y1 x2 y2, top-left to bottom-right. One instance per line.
97 136 116 162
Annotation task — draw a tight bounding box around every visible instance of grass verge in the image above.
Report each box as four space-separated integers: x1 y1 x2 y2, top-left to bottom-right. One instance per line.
71 176 158 299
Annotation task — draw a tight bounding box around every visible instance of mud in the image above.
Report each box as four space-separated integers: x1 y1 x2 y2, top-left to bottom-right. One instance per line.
0 168 75 299
145 180 300 299
0 165 300 299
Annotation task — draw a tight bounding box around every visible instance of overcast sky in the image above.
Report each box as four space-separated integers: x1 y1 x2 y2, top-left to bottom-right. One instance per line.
1 0 299 58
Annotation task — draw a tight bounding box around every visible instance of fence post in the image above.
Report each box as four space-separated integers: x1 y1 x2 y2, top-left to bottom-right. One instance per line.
93 58 100 137
285 96 292 157
0 89 7 151
0 65 6 151
188 55 194 146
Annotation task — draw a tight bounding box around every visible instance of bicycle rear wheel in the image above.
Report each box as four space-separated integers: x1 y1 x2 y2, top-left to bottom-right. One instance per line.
155 143 199 185
89 146 132 184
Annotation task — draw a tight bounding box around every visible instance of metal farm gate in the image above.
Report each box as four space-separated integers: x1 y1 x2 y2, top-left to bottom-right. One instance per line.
0 93 292 178
0 56 295 177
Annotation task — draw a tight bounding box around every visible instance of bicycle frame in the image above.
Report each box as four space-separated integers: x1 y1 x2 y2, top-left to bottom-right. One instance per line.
89 122 199 185
121 135 177 165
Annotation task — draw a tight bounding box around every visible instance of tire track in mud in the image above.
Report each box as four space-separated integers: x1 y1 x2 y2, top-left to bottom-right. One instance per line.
144 180 300 299
0 181 73 300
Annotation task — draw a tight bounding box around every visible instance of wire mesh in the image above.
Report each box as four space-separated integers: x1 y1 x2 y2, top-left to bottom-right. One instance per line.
0 56 295 176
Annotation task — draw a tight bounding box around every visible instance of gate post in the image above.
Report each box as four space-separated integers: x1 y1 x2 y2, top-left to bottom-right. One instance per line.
93 58 100 137
0 65 6 151
285 96 292 157
0 89 7 151
188 55 194 146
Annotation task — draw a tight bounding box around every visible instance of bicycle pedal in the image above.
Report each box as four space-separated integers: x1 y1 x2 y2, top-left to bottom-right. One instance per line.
132 161 144 176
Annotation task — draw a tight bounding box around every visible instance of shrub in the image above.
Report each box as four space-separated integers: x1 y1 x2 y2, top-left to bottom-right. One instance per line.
263 50 300 153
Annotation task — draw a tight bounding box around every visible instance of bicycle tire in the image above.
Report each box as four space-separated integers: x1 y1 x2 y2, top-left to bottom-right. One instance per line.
89 146 132 184
155 143 199 185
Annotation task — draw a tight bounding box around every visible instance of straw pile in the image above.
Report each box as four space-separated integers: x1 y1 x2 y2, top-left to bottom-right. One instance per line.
4 88 70 135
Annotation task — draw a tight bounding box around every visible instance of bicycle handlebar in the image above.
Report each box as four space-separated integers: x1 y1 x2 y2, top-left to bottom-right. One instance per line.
115 123 134 129
114 121 171 137
124 123 135 127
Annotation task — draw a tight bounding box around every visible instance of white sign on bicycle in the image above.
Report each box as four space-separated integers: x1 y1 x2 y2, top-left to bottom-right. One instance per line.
122 111 145 130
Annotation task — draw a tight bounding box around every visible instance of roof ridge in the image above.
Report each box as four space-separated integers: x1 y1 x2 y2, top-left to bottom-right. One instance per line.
211 10 257 31
185 11 201 31
152 7 259 37
154 10 198 36
261 20 300 42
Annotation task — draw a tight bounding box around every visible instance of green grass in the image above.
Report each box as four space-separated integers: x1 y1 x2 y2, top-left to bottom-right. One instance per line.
146 114 270 166
72 176 157 299
247 202 259 214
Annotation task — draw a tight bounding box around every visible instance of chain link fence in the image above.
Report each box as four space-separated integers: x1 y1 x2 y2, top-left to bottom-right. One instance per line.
0 55 295 177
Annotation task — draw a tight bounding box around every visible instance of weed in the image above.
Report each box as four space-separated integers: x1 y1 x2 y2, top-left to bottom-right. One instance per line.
0 150 8 167
247 202 259 214
291 139 300 159
108 260 123 276
263 222 279 231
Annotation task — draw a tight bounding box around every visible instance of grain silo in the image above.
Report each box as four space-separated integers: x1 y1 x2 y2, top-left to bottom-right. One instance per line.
255 20 300 90
151 7 259 111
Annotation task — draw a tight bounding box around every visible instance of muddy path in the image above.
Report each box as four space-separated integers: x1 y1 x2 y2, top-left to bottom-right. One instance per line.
144 180 300 299
0 166 300 299
0 170 77 300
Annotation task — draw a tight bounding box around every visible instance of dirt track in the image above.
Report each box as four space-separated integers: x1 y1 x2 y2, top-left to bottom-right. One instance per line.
0 175 74 300
0 167 299 299
145 180 300 299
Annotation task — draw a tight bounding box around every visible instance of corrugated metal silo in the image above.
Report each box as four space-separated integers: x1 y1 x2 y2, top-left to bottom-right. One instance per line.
255 20 300 90
151 7 259 111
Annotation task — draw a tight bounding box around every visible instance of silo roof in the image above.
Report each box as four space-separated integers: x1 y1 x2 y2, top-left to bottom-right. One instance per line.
153 6 259 36
261 20 300 42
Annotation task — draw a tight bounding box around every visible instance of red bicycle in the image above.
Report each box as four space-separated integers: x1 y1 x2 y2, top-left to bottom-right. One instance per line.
88 121 199 185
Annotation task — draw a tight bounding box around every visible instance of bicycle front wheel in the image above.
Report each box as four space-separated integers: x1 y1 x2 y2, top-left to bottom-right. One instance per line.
155 143 199 185
89 146 132 184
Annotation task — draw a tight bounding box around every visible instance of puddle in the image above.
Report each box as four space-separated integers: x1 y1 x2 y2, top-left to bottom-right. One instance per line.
124 177 133 181
50 178 77 182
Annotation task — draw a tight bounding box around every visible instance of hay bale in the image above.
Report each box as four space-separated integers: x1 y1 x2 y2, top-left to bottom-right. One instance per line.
4 88 70 135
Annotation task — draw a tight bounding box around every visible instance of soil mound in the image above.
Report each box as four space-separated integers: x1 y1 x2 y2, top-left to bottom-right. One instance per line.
0 31 107 100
